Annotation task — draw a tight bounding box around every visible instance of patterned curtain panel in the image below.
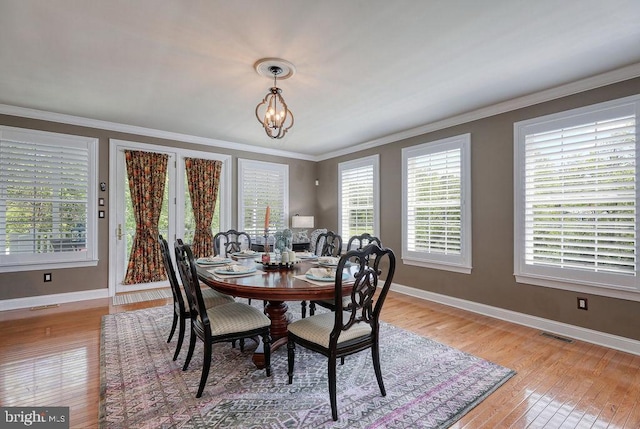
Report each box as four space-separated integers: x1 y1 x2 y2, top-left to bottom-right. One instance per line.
186 157 222 258
123 150 169 285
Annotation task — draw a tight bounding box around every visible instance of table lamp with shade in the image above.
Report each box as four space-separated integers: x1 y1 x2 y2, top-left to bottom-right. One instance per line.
291 214 314 243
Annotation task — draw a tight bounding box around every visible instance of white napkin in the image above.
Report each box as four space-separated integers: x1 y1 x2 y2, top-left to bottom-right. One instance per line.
306 267 335 279
318 256 339 265
198 255 228 263
221 264 253 273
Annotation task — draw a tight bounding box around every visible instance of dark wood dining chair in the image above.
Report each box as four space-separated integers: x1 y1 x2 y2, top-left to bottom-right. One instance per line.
302 230 343 318
213 229 252 257
213 229 258 306
310 233 382 316
287 243 396 421
174 239 272 398
159 235 234 361
313 230 342 257
345 233 381 252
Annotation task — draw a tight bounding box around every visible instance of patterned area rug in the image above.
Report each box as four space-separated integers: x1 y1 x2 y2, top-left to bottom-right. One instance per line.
100 304 514 428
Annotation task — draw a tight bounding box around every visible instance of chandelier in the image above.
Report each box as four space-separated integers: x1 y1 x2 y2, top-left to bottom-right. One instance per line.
255 58 295 139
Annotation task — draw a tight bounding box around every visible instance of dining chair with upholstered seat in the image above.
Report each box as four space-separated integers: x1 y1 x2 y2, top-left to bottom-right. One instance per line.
310 233 382 316
213 229 252 258
159 235 235 361
174 239 272 398
345 233 381 252
302 230 343 318
287 243 396 421
313 230 342 257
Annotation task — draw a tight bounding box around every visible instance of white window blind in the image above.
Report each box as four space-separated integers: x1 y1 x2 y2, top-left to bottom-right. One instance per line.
338 155 379 243
0 126 98 272
238 159 289 238
402 134 471 273
515 96 639 296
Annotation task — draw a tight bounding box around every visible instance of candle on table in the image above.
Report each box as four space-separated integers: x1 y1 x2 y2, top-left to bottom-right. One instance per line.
264 205 270 231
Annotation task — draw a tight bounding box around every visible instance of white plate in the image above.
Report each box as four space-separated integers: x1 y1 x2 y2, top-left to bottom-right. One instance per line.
305 271 349 282
213 266 257 275
197 258 232 266
319 260 351 268
231 251 258 258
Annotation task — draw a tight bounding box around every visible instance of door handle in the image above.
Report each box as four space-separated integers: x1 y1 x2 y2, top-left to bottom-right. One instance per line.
117 224 123 240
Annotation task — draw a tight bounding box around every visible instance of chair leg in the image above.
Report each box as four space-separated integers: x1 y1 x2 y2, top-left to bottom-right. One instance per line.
196 340 212 398
167 312 178 343
328 355 338 421
287 339 295 384
371 340 386 397
300 300 307 318
172 316 186 361
182 328 196 371
310 301 316 316
262 331 272 377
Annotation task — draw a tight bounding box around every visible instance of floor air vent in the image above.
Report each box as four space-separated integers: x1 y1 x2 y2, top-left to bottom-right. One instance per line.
541 332 573 343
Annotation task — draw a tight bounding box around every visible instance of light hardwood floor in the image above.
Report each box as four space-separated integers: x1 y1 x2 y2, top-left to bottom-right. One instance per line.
1 291 638 428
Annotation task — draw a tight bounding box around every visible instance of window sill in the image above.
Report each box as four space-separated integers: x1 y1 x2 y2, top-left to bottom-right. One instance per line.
402 257 472 274
515 273 640 302
0 259 99 274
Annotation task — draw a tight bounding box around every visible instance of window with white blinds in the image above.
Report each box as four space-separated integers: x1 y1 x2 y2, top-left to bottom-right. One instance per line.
238 159 289 238
338 155 379 244
0 126 98 272
402 134 471 273
514 95 640 297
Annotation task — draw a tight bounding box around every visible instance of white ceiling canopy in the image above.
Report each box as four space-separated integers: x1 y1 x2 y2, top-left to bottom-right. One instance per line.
1 0 639 159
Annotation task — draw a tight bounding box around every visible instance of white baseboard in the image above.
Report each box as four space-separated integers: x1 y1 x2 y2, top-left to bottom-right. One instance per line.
390 283 640 356
0 289 109 311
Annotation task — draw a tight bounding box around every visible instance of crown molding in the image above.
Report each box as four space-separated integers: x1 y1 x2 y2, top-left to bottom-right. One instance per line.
0 104 316 161
1 63 639 163
316 63 640 161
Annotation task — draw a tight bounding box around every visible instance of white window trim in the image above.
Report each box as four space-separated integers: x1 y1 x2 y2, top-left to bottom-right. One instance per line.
0 126 99 273
401 133 472 274
237 159 289 236
513 94 640 302
338 154 380 241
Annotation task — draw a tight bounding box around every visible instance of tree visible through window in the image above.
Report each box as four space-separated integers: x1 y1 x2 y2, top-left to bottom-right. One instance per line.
0 126 98 272
515 96 639 295
238 159 288 238
402 134 471 273
339 155 379 241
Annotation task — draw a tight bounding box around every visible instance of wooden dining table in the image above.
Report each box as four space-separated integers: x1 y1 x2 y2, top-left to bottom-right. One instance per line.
196 257 354 369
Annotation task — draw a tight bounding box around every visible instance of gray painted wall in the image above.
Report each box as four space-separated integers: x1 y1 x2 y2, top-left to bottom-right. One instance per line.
316 78 640 341
2 78 639 342
0 115 317 300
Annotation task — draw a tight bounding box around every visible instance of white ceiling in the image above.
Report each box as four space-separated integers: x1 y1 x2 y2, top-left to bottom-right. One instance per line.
1 0 640 159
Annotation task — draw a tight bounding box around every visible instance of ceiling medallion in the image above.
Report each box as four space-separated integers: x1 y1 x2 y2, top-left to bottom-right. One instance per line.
254 58 295 139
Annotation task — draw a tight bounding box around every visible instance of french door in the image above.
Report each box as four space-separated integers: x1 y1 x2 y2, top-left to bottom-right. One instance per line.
108 139 231 295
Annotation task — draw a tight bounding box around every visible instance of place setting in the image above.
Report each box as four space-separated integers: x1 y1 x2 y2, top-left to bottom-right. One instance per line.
295 251 318 261
195 255 233 266
207 262 264 280
295 266 352 286
230 249 259 259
